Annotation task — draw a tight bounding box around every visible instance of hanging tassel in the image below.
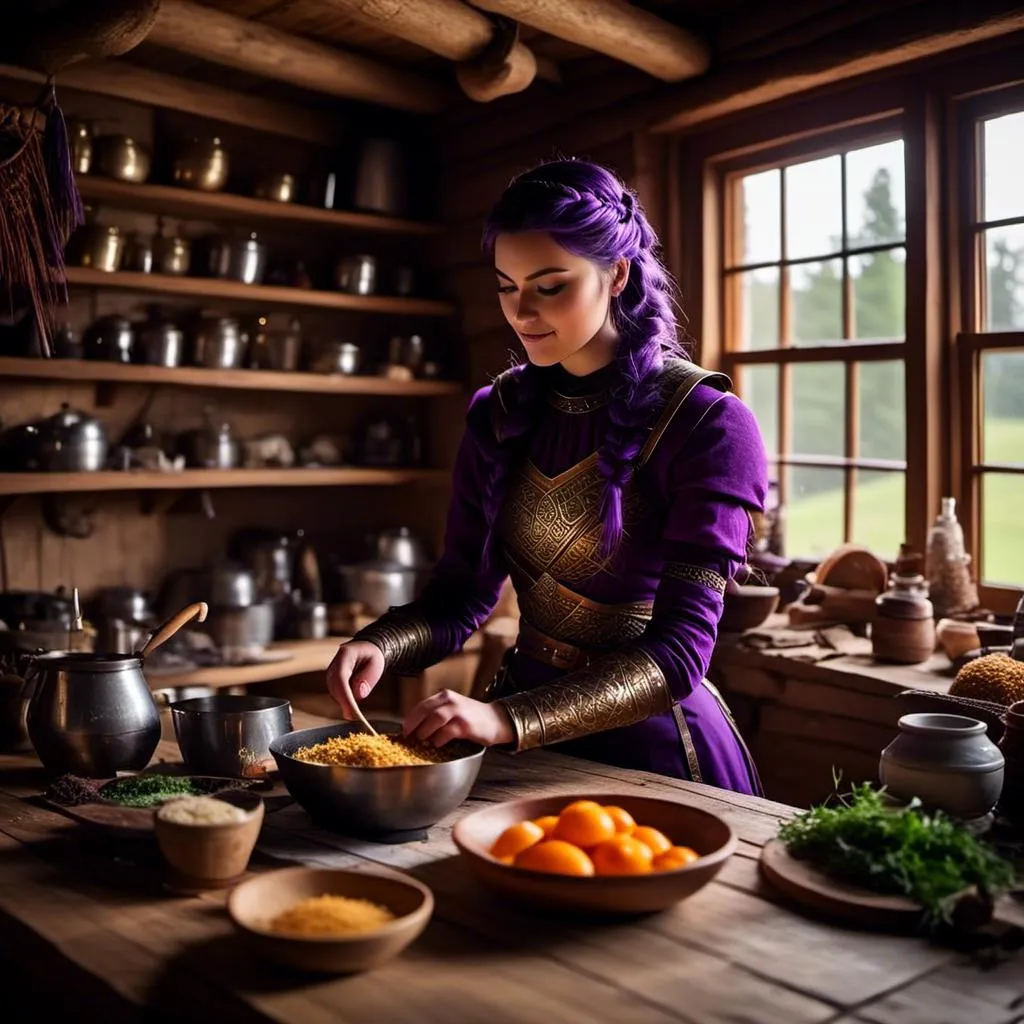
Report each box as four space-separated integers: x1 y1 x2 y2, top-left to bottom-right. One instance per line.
0 101 71 357
40 80 84 260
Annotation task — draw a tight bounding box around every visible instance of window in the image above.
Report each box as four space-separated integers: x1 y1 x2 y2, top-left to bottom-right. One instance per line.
957 94 1024 604
721 134 908 562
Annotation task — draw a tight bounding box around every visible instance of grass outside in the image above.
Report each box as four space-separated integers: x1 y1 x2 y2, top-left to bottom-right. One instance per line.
784 418 1024 586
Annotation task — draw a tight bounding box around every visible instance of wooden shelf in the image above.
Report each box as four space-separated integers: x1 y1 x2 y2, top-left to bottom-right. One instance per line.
65 267 456 317
147 637 347 689
0 468 449 496
0 357 463 398
77 176 441 237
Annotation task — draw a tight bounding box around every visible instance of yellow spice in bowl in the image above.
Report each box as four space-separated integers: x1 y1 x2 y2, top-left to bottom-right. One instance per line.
293 733 461 768
267 894 396 937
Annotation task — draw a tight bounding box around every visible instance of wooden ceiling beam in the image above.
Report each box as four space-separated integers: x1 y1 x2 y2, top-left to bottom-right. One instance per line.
146 0 449 114
466 0 709 82
318 0 540 101
650 1 1024 132
0 58 342 146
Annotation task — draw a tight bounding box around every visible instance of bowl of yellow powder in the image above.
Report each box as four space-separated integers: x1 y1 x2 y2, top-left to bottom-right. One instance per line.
228 866 433 973
270 722 484 836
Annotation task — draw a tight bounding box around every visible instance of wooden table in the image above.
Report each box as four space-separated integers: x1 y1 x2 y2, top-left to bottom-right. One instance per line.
1 716 1023 1024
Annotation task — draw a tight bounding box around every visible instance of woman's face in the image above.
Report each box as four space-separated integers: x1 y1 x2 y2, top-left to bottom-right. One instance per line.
494 231 627 374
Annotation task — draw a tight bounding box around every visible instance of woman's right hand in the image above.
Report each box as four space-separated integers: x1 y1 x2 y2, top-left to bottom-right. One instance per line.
326 641 385 720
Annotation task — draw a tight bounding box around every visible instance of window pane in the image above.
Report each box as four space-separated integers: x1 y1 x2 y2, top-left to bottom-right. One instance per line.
784 466 845 558
845 140 906 247
983 112 1024 223
981 473 1024 586
792 362 845 457
858 361 906 461
982 350 1024 466
985 224 1024 331
785 155 842 260
853 470 905 561
850 248 905 340
739 363 779 454
739 169 780 265
792 260 843 345
738 267 779 349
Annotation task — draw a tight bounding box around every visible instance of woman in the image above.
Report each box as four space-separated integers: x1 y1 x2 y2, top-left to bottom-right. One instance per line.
326 159 767 794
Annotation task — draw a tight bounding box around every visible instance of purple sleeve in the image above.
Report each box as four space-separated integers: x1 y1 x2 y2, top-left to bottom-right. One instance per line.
401 386 510 659
634 392 768 699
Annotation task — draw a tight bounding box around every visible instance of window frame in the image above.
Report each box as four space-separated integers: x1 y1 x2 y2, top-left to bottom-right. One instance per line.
951 79 1024 613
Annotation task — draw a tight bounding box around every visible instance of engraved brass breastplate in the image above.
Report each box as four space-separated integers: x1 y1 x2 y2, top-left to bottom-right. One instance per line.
500 454 652 650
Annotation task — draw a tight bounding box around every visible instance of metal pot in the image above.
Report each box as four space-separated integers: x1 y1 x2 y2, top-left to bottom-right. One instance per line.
205 232 267 285
0 589 73 631
353 138 406 216
207 564 256 609
123 231 154 274
136 316 183 367
205 603 276 652
35 403 108 472
335 254 377 295
52 324 82 360
230 529 301 604
335 562 423 616
172 136 229 192
312 341 360 375
23 651 161 777
254 172 296 203
66 119 94 175
94 586 153 624
94 134 151 183
178 415 239 469
72 223 124 272
154 233 190 276
370 527 430 568
192 317 246 369
290 600 328 640
82 315 134 363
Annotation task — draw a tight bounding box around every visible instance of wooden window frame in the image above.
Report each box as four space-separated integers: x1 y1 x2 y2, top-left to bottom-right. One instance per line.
949 79 1024 615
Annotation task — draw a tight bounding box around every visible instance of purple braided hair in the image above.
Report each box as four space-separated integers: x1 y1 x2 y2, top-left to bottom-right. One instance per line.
480 158 686 558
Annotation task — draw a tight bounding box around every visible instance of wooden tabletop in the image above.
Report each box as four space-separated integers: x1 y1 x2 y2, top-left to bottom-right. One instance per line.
1 716 1022 1024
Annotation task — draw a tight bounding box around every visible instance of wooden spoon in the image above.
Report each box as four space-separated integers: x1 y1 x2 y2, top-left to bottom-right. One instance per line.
342 675 379 737
138 601 209 660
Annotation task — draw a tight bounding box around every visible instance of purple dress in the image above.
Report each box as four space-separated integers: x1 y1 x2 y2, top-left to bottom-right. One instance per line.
356 359 768 795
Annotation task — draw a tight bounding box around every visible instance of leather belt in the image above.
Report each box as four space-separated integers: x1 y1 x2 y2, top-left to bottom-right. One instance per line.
515 620 600 672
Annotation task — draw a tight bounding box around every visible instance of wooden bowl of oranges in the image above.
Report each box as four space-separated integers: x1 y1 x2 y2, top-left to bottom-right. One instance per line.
452 793 736 914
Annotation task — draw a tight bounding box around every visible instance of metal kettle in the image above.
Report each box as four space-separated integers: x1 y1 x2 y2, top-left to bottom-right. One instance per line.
23 601 208 777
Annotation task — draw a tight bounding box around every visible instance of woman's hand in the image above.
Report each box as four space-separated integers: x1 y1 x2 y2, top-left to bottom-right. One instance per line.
403 690 515 748
326 641 385 719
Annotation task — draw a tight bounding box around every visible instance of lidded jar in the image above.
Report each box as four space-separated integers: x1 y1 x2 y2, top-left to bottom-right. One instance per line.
872 545 936 664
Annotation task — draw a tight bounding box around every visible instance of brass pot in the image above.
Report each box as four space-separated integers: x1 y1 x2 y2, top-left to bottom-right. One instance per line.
172 136 229 192
72 223 124 272
254 172 296 203
94 134 151 183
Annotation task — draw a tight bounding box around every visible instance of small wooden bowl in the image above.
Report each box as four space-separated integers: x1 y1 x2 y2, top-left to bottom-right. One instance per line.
227 866 434 974
452 793 736 915
720 584 780 633
153 790 264 893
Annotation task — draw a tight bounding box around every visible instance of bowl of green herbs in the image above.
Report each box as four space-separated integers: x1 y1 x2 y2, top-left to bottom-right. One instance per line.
761 782 1016 932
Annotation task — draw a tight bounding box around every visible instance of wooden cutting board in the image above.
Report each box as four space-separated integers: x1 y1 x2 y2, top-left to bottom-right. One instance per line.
760 839 1024 933
759 839 921 930
41 775 285 840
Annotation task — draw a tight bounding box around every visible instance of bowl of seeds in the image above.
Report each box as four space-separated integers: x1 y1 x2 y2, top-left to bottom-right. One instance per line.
153 789 264 892
270 721 483 836
228 865 433 974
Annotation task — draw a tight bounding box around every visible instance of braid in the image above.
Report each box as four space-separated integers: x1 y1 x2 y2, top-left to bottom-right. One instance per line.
597 239 682 556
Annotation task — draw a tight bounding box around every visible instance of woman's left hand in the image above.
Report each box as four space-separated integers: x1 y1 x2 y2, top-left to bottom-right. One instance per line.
403 690 515 748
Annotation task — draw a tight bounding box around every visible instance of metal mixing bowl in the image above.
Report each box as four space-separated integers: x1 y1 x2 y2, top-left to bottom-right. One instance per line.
171 695 292 778
270 722 484 835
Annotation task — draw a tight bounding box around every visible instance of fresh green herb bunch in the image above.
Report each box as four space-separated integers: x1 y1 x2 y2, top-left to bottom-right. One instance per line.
101 774 200 808
777 782 1016 928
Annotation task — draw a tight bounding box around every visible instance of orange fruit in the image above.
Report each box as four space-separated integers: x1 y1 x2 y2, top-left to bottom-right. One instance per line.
591 835 654 876
631 825 673 856
490 820 544 860
603 805 637 834
514 839 595 876
554 801 616 849
533 815 560 838
653 846 700 871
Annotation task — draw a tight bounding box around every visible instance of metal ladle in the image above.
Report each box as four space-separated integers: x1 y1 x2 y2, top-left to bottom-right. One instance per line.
138 601 209 659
